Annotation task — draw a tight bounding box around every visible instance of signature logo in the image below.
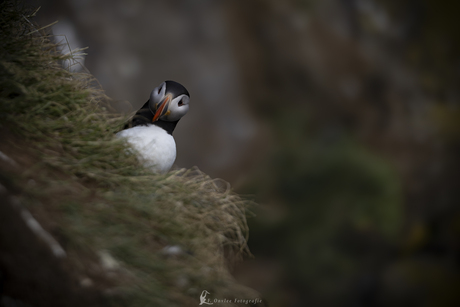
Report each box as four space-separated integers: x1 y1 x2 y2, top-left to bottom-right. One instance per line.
199 290 213 305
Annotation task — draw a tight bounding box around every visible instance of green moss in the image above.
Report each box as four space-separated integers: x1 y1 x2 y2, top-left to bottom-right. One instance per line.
248 110 403 302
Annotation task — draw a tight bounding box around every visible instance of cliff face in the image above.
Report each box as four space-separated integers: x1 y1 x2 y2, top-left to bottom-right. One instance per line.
226 1 460 306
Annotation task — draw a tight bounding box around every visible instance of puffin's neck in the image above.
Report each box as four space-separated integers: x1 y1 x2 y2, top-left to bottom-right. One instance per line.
153 120 179 135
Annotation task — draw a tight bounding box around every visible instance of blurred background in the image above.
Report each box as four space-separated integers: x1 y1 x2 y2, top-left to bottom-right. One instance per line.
24 0 460 306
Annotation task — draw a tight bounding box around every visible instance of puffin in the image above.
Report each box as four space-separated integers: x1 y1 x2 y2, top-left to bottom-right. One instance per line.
117 80 190 173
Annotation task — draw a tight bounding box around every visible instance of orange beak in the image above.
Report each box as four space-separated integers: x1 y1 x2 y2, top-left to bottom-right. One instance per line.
152 95 171 122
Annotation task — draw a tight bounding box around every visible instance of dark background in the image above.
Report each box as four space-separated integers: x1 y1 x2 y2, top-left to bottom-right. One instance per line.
23 0 460 306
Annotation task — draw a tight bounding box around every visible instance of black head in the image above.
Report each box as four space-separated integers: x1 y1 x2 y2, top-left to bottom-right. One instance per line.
149 80 190 122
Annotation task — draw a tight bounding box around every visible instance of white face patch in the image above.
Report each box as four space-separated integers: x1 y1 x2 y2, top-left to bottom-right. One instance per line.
149 82 167 111
162 94 189 121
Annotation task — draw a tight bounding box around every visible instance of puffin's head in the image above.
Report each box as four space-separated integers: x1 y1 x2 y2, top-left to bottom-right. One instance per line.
149 80 190 122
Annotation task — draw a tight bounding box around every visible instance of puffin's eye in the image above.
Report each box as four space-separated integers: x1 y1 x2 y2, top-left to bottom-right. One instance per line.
157 87 161 94
178 99 184 106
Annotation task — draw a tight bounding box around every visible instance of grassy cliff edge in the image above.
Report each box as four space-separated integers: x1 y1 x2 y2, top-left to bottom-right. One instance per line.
0 2 260 306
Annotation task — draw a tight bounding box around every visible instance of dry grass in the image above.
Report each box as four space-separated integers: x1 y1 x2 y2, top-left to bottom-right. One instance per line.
0 1 258 306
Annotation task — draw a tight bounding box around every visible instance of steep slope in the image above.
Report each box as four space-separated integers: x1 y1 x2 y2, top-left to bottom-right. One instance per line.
0 2 262 306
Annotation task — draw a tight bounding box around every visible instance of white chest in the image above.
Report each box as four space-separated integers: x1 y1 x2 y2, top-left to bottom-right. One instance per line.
116 125 176 173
